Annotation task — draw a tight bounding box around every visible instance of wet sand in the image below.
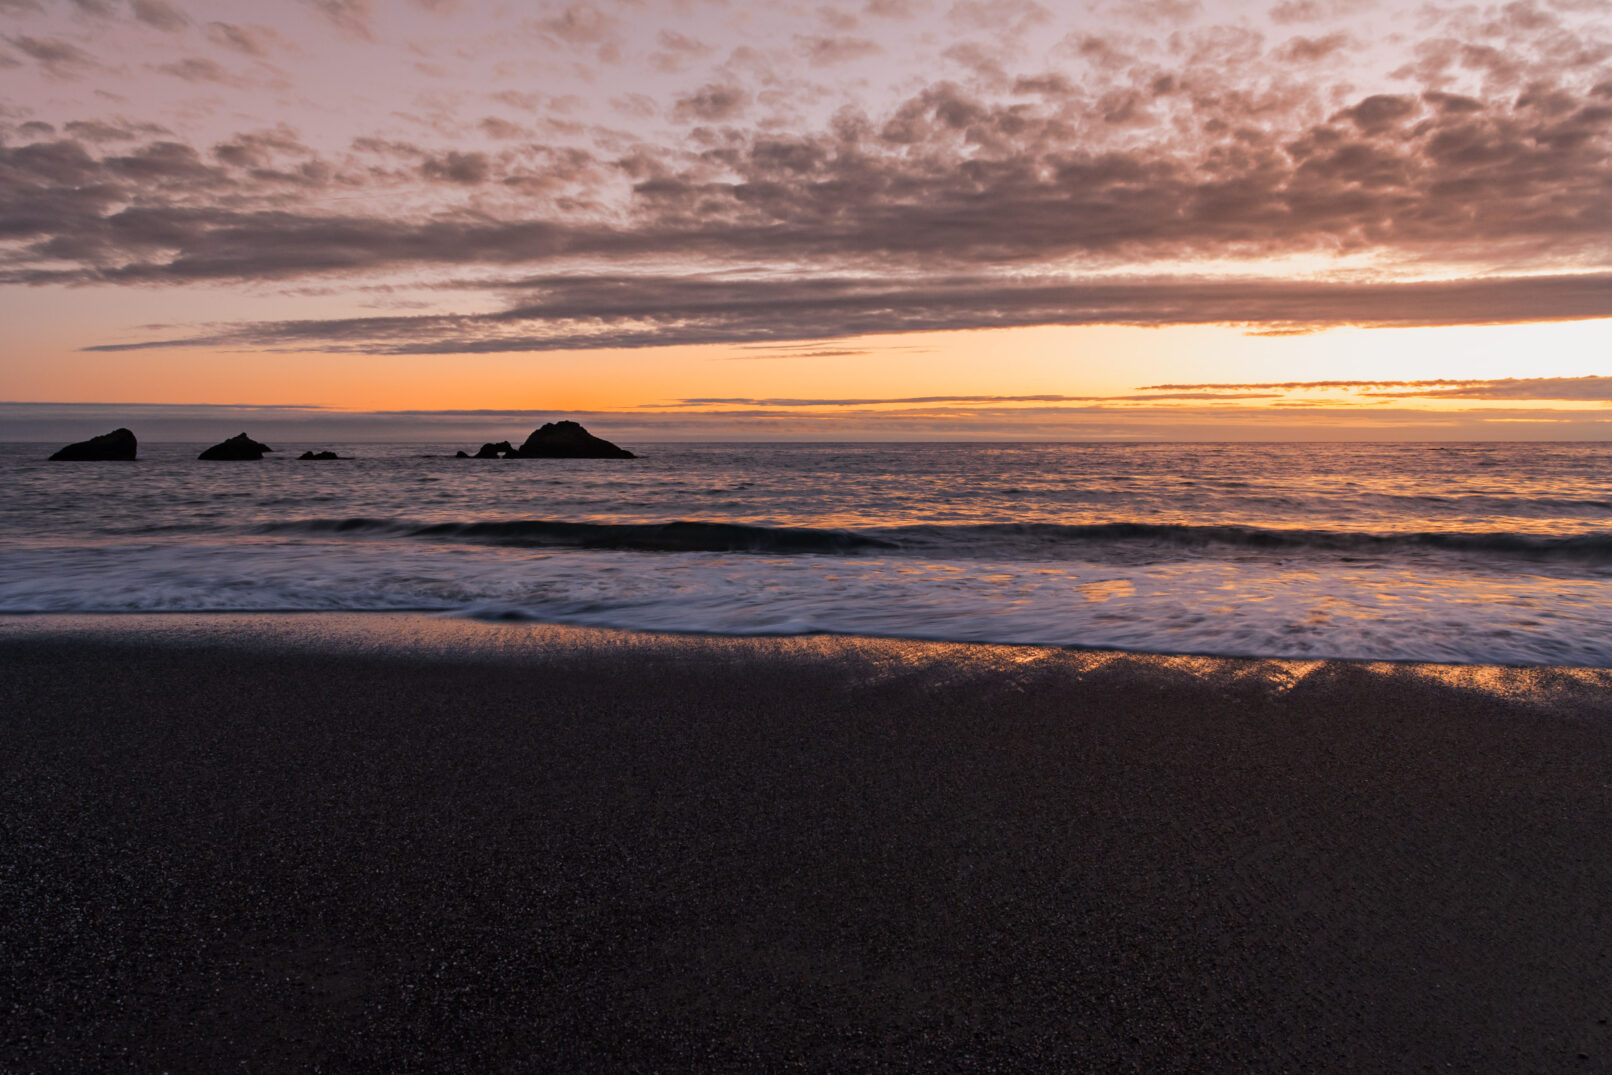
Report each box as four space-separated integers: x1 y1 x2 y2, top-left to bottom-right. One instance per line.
2 613 1610 1071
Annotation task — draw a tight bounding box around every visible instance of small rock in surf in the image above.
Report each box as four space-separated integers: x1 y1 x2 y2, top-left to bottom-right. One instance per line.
199 433 273 461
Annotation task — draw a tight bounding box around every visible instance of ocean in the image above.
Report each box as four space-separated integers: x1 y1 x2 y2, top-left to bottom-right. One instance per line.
5 440 1612 666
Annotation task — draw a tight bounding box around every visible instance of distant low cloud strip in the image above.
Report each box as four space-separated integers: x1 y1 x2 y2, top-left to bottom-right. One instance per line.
1142 376 1612 401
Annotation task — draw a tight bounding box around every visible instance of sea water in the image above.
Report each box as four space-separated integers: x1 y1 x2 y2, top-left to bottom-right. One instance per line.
4 440 1612 665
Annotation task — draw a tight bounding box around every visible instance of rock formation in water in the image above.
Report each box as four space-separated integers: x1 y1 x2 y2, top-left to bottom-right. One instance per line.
474 441 515 459
455 450 471 458
514 421 634 459
298 450 342 460
49 427 137 461
198 433 273 460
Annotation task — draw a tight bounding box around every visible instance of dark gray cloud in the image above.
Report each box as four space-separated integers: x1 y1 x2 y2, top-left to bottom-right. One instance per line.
419 150 490 184
63 118 170 141
5 34 96 75
75 272 1612 355
672 83 748 122
211 127 311 168
130 0 188 32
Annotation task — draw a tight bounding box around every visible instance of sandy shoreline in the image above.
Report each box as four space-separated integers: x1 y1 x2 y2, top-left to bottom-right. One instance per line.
2 613 1610 1070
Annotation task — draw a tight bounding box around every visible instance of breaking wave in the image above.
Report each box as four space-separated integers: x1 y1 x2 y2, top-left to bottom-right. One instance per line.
258 516 1612 564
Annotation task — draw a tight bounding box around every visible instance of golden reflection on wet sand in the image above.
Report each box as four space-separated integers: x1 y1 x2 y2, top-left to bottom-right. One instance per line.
3 612 1606 713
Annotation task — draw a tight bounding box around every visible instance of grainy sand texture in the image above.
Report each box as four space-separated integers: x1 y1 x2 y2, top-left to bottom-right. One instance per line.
2 614 1611 1071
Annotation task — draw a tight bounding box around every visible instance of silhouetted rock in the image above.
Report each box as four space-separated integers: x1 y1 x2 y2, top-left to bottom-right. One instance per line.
473 441 515 459
199 433 273 461
455 450 471 458
298 450 342 460
514 421 634 459
49 427 137 461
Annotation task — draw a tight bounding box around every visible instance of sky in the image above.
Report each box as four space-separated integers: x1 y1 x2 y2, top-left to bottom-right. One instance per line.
1 0 1610 440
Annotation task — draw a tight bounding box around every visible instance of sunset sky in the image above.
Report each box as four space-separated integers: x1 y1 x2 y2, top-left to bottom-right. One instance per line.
2 0 1610 439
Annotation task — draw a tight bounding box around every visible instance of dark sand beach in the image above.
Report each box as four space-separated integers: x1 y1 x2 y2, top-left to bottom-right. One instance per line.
2 614 1610 1071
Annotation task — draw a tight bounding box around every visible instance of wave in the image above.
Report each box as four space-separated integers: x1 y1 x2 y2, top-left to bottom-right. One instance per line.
8 538 1612 666
896 521 1612 561
263 517 899 554
256 516 1612 564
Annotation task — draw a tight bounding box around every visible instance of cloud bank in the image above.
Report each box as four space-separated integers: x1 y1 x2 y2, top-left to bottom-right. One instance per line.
0 0 1609 356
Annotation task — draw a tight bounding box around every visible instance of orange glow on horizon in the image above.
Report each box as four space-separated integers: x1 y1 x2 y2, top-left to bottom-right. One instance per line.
7 319 1609 420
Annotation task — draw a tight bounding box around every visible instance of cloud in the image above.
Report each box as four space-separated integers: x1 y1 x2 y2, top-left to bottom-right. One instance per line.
1 2 1610 362
672 83 748 121
131 0 188 32
153 57 244 85
5 35 96 76
657 29 711 54
4 51 1609 284
1140 377 1612 400
63 118 171 141
655 392 1285 406
102 140 223 183
1272 31 1352 63
204 22 283 57
297 0 373 39
794 34 883 65
531 4 619 45
1364 377 1612 400
74 272 1612 356
419 150 490 184
478 116 529 140
211 126 312 168
650 28 713 72
1269 0 1373 24
1332 93 1417 132
947 0 1051 36
1120 0 1202 24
